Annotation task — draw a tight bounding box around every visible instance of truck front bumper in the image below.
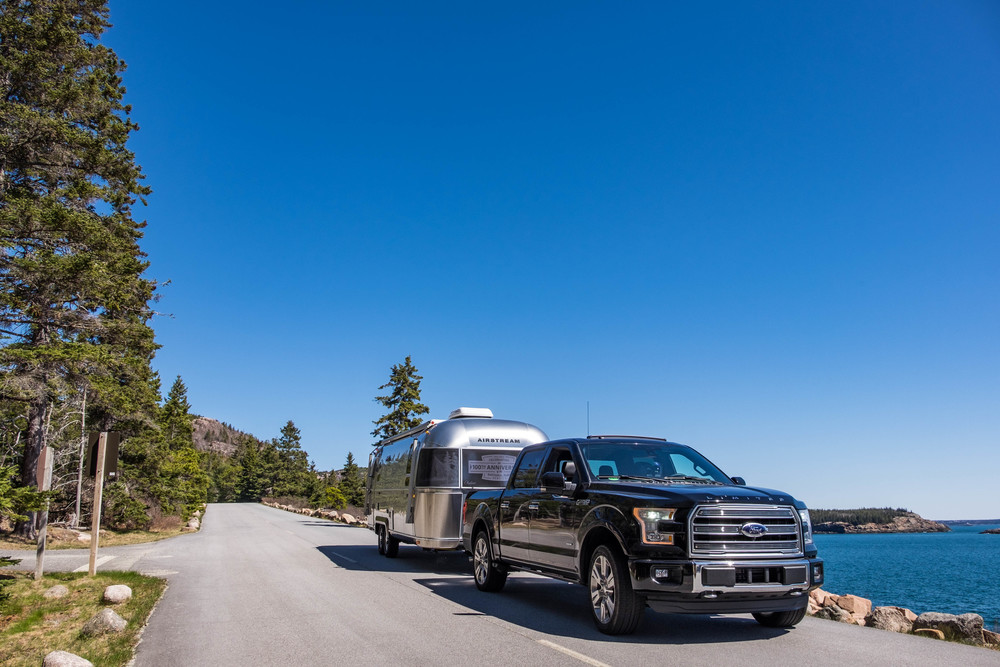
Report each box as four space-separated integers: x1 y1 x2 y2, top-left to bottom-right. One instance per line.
629 557 824 615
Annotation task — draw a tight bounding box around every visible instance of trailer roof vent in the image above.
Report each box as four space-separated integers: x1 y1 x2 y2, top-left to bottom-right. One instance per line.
448 407 493 420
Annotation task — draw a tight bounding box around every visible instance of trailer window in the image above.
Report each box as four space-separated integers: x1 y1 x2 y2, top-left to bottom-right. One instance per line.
463 449 519 488
414 449 459 487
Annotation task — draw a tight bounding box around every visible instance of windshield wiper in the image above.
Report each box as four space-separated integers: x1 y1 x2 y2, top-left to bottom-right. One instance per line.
663 475 724 485
608 474 661 482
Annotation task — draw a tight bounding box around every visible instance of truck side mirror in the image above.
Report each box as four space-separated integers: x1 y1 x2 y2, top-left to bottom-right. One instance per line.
731 476 746 486
541 471 567 491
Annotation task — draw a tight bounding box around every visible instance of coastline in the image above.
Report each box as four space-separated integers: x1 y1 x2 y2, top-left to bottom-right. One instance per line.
814 512 949 534
808 587 1000 649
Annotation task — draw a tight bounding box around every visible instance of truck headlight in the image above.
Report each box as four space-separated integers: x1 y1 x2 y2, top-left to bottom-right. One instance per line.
633 508 676 545
799 509 814 546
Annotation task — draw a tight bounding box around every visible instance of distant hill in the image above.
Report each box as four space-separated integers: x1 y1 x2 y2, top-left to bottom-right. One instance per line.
191 416 263 457
812 508 950 533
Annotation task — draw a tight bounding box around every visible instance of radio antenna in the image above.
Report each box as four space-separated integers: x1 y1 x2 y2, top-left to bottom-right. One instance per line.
587 401 590 436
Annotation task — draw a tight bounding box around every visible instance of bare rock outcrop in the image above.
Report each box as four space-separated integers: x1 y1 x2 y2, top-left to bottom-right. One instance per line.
191 417 239 457
808 589 871 625
43 651 93 667
913 611 985 646
814 513 950 534
865 606 917 633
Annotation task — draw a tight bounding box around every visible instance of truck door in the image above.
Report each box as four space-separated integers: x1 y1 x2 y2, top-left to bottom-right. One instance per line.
498 448 544 564
528 446 582 573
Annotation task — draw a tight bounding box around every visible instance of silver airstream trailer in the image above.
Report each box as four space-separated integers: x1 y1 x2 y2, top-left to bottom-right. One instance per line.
366 407 547 557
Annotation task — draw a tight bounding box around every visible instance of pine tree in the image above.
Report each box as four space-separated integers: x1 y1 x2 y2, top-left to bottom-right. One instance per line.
159 376 192 450
338 452 364 507
371 355 429 442
0 1 157 535
270 420 314 498
235 436 266 502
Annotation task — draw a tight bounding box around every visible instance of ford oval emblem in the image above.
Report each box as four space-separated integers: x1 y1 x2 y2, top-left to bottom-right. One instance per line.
740 522 768 538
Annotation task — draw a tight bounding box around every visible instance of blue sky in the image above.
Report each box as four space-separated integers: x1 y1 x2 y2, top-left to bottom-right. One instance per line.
105 2 998 519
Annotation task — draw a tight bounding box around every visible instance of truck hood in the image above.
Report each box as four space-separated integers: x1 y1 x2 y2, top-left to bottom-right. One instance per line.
587 481 800 506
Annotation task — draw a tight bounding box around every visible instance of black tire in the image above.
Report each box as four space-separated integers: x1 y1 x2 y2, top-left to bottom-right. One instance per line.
376 526 387 555
385 531 399 558
588 544 643 635
472 530 507 592
752 607 807 628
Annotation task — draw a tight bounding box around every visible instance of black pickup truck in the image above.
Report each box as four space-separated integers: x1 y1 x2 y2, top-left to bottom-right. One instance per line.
462 436 824 634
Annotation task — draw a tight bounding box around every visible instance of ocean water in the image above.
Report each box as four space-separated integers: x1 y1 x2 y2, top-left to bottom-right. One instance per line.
814 524 1000 632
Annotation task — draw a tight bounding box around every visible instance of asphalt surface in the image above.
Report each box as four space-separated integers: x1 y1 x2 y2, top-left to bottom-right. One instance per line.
4 503 999 666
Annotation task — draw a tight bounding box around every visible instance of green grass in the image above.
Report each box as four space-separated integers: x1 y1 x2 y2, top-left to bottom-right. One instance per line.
0 571 166 667
0 525 189 551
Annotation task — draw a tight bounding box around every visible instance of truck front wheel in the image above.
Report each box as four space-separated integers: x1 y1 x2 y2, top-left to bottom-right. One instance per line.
752 608 806 628
473 530 507 592
589 545 643 635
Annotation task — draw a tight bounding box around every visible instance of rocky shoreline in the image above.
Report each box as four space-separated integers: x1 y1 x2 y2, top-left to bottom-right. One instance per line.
809 588 999 649
814 513 950 534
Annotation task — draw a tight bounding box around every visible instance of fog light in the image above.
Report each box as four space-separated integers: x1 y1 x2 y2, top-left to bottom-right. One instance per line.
812 563 824 584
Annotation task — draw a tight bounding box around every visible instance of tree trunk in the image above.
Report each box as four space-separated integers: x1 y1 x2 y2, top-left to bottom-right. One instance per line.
16 397 47 539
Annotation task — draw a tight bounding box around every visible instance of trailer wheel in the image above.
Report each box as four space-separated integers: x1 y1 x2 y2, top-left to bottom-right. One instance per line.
376 526 387 555
385 531 399 558
588 544 642 635
752 607 806 628
473 530 507 592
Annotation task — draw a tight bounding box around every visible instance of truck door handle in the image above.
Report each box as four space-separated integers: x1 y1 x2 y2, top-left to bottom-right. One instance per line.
528 502 539 511
500 501 509 510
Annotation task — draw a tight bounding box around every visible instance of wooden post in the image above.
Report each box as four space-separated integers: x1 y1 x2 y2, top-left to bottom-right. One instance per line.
88 432 108 576
34 446 53 580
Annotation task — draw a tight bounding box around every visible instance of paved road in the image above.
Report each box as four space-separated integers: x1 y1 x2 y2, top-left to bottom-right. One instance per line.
5 503 999 666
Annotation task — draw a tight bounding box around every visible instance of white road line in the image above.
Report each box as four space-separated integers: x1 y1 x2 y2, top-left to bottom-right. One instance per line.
73 555 114 573
536 639 612 667
325 551 357 564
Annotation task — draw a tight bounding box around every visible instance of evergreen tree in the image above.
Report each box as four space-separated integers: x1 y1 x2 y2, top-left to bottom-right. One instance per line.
371 356 429 441
339 452 364 507
0 1 157 535
205 450 238 503
270 420 313 498
159 376 193 450
322 485 346 510
235 436 266 502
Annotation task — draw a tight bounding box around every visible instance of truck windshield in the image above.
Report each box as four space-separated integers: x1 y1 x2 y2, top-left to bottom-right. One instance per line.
580 442 731 484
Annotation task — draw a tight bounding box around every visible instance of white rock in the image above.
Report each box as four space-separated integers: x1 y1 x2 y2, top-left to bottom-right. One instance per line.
43 585 70 599
102 584 132 604
80 608 127 636
43 650 93 667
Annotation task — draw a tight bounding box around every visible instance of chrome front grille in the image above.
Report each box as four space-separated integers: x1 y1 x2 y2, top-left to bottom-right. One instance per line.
689 504 802 558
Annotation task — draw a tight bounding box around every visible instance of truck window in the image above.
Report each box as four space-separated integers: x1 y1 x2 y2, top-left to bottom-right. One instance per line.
510 449 544 488
414 449 459 487
542 447 574 477
587 460 618 477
